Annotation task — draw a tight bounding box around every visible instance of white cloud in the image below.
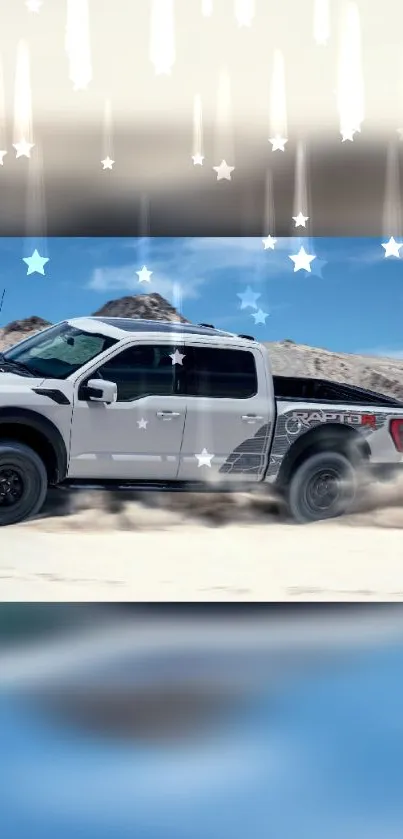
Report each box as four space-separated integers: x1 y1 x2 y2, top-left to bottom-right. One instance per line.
344 242 393 267
88 236 322 302
181 236 308 268
88 263 205 301
113 236 305 278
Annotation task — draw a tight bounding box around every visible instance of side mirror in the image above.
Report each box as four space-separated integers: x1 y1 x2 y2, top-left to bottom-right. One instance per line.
84 379 117 404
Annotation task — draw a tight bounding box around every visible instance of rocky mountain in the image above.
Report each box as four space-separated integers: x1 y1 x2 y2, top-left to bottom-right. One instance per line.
93 293 189 322
1 293 403 401
0 294 188 351
1 315 52 340
263 341 403 402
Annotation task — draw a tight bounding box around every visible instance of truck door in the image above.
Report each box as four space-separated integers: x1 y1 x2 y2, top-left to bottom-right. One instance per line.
68 342 187 480
177 343 275 483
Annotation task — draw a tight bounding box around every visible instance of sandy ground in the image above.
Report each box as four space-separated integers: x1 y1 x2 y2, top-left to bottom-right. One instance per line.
1 482 403 602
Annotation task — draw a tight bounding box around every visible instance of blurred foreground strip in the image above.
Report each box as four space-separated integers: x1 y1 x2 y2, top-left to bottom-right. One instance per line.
2 608 403 839
1 607 403 689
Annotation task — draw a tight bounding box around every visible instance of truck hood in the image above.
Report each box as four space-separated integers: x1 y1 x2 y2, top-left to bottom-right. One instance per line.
0 372 46 386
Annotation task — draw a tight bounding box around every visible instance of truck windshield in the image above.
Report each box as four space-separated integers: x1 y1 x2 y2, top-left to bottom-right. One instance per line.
3 322 118 379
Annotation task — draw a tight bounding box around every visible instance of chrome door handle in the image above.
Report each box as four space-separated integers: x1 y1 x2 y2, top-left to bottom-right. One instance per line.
241 414 264 421
156 411 181 419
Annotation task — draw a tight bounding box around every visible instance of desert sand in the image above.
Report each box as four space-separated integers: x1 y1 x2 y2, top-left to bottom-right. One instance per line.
1 482 403 602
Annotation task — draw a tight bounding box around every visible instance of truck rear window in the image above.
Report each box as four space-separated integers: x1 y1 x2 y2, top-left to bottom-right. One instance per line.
183 347 258 398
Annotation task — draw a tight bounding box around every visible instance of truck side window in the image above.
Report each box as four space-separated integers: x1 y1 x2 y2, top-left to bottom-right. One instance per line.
90 345 183 402
184 347 258 398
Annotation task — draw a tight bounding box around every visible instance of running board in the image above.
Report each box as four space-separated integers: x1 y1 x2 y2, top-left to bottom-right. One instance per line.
59 479 257 494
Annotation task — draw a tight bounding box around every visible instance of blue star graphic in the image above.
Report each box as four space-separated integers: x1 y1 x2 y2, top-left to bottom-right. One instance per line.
237 286 261 310
310 257 328 278
22 249 50 276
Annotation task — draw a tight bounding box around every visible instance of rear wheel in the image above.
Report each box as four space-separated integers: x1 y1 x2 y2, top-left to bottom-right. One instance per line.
0 442 48 526
287 451 356 523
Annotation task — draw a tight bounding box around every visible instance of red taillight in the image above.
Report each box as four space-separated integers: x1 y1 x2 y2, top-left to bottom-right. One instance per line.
389 419 403 452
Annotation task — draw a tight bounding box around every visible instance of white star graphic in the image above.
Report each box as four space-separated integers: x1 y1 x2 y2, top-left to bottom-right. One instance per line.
381 237 403 258
0 150 7 165
136 265 153 283
269 136 288 151
13 138 35 159
252 309 269 324
169 349 186 366
262 235 277 250
195 448 214 467
340 128 356 142
292 212 309 228
192 153 204 165
137 418 148 430
26 0 42 10
101 156 114 170
213 160 235 181
22 249 50 276
397 128 403 141
289 246 316 273
237 286 261 309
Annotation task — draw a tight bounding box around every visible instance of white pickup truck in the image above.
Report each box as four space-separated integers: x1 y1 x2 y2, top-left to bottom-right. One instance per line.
0 316 403 526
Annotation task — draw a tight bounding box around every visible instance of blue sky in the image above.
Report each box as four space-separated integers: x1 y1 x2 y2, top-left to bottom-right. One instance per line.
0 236 401 357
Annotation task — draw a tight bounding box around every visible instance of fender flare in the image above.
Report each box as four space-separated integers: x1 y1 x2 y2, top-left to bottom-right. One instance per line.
0 407 68 482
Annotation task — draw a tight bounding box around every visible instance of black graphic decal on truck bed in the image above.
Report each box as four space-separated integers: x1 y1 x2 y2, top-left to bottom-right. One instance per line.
219 423 273 477
266 408 389 481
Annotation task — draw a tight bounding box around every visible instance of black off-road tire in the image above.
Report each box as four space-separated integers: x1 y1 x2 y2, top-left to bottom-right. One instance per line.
0 441 48 526
288 451 356 524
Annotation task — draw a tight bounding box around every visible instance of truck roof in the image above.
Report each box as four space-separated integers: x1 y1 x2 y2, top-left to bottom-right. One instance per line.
67 317 258 346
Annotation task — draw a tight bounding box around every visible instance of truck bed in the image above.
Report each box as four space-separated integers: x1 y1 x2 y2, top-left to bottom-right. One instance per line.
272 375 403 408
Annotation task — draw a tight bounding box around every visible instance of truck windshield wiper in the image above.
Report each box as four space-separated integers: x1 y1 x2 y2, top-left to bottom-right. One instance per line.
0 358 40 377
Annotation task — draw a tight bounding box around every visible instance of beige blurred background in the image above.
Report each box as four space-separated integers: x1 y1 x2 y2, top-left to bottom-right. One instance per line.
0 0 402 234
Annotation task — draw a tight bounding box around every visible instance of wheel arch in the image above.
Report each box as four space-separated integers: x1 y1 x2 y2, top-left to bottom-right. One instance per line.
275 422 371 490
0 407 68 484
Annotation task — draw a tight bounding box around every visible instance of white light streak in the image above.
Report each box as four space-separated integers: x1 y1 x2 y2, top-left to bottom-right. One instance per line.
13 40 34 152
235 0 255 27
269 49 288 142
65 0 93 90
313 0 330 45
383 143 402 239
150 0 176 75
192 93 204 163
202 0 213 16
337 1 364 138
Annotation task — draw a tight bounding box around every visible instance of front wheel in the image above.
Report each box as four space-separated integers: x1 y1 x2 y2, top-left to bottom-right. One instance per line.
0 441 48 526
287 451 356 524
